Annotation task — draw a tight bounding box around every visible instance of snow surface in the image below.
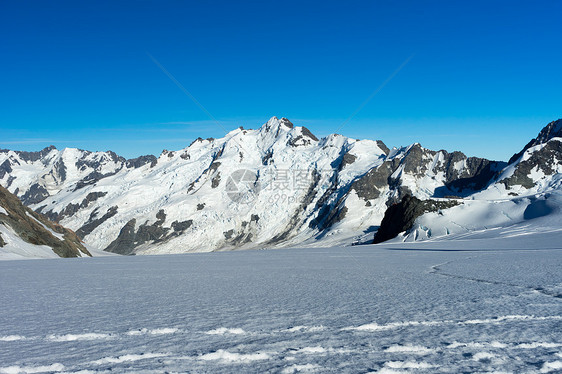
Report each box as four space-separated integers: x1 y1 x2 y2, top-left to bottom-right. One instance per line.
0 232 561 373
0 224 60 260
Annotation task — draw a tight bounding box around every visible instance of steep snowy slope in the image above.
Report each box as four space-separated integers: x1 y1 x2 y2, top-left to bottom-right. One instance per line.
1 117 560 253
0 186 90 260
383 119 562 243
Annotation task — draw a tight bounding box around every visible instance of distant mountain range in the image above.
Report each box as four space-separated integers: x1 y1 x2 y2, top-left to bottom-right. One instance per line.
0 117 560 256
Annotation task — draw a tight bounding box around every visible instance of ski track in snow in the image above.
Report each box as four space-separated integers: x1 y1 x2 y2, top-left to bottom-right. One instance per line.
1 244 561 373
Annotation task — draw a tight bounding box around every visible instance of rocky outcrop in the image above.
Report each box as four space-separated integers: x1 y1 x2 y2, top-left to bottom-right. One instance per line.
502 140 562 189
0 185 90 257
508 119 562 164
104 210 194 254
373 195 460 244
126 155 157 168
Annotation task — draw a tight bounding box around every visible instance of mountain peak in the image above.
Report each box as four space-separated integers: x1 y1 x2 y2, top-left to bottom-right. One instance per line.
261 116 294 132
508 118 562 164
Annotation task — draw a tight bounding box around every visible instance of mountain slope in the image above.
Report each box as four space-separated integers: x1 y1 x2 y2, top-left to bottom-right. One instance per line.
0 186 90 259
379 120 562 243
0 117 560 253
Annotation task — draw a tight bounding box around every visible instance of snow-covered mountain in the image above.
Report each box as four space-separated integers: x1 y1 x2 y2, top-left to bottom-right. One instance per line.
0 185 90 259
0 117 560 254
380 119 562 243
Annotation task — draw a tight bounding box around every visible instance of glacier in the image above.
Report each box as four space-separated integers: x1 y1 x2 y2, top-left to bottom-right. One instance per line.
0 229 561 372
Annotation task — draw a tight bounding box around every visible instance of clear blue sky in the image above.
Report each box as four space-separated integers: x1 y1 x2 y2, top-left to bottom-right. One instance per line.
1 0 560 161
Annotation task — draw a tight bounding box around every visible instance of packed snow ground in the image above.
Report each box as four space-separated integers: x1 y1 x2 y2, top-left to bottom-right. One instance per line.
1 231 561 373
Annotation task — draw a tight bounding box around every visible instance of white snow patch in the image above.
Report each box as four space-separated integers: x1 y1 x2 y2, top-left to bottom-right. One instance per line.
285 325 325 333
46 333 113 342
384 344 433 354
344 315 562 332
342 320 442 331
472 352 496 361
198 349 271 363
124 327 179 336
148 327 179 335
0 207 7 215
0 363 65 373
0 224 58 260
447 341 507 349
205 327 246 335
516 342 562 349
0 335 26 342
384 360 435 369
91 353 168 365
541 361 562 373
25 211 64 240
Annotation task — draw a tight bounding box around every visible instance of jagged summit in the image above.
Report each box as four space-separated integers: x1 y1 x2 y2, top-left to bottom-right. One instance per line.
508 118 562 164
0 117 560 253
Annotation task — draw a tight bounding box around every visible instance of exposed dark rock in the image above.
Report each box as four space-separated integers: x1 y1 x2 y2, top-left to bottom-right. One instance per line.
155 209 166 225
180 152 190 160
351 161 398 201
301 126 319 141
373 195 460 244
20 183 50 205
104 219 137 255
0 185 89 257
104 210 195 254
107 151 126 164
288 126 319 146
280 117 294 128
197 203 205 210
502 140 562 189
11 146 57 163
189 138 204 147
172 220 192 232
444 160 504 193
376 140 390 155
224 229 234 240
262 150 274 165
135 223 169 245
208 162 221 173
74 168 121 191
76 206 118 239
341 152 357 169
508 119 562 164
126 155 157 168
251 214 259 222
0 232 5 247
211 173 221 188
401 144 434 177
52 159 67 182
44 191 108 222
314 205 348 231
0 160 13 179
5 176 15 188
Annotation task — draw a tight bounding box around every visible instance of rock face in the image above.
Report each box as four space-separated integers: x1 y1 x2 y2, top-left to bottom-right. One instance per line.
373 195 460 244
508 119 562 164
0 186 90 258
0 117 560 252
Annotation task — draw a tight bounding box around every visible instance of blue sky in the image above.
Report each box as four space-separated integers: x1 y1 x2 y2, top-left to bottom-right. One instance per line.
1 1 560 160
